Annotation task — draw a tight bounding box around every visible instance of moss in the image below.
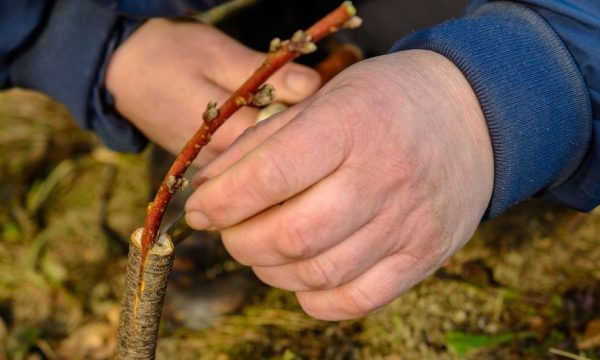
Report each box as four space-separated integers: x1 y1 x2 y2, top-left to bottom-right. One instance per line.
2 87 600 360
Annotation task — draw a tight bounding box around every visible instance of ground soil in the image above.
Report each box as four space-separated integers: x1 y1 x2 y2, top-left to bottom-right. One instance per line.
1 87 599 360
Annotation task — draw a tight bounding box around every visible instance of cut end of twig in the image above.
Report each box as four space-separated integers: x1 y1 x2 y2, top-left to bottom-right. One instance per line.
166 175 190 194
202 101 219 123
252 84 277 107
117 229 174 359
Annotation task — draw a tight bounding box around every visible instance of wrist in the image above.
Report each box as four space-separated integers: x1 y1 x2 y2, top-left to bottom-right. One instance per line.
392 3 593 217
93 17 147 152
400 50 493 225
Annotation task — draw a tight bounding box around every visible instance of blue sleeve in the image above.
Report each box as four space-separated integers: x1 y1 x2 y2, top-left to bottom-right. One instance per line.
91 0 226 17
2 0 218 152
0 1 49 87
392 0 599 217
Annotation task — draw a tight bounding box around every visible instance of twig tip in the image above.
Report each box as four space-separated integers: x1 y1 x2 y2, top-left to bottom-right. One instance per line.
342 1 357 16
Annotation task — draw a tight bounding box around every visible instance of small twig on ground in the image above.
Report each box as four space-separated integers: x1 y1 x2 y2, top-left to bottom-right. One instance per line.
549 348 592 360
577 332 600 350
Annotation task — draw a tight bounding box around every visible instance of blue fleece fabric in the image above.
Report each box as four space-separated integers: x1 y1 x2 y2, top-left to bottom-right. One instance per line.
1 0 599 218
526 0 600 211
8 0 147 152
91 0 225 17
392 1 595 217
0 1 48 87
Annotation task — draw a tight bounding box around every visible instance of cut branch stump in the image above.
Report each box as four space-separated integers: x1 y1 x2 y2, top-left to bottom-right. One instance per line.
116 229 174 360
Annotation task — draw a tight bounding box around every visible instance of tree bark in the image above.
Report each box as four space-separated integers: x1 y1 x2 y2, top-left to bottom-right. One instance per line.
116 229 174 360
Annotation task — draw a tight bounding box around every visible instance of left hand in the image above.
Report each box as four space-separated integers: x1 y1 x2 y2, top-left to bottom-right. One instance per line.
106 19 320 166
185 50 494 320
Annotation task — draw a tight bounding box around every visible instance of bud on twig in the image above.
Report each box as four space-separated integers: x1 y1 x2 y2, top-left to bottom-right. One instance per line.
252 84 277 107
202 101 219 123
287 30 318 55
166 175 189 194
269 38 283 53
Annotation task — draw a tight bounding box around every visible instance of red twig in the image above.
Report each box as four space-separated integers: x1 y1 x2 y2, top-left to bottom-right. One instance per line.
138 2 360 282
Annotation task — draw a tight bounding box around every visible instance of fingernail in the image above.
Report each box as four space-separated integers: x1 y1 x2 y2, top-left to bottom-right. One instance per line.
185 211 211 230
285 70 320 95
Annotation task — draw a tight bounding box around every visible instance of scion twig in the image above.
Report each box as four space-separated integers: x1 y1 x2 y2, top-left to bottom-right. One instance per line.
118 4 362 358
138 1 361 289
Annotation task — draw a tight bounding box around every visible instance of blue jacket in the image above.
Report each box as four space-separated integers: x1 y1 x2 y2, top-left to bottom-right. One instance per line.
1 0 599 218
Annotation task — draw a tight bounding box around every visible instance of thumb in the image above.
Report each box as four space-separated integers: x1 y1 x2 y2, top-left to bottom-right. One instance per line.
209 37 321 103
267 61 322 103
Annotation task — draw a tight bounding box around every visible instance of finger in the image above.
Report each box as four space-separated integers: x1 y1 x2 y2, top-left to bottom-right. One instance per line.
195 106 259 165
187 73 262 165
193 102 307 187
251 198 431 292
125 68 259 166
205 35 321 103
180 80 262 166
295 202 456 321
295 249 439 321
186 104 351 229
252 216 397 291
265 61 322 104
219 166 382 267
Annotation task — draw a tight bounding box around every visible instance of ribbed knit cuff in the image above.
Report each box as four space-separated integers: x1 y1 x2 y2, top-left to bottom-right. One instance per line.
90 18 147 152
391 1 592 218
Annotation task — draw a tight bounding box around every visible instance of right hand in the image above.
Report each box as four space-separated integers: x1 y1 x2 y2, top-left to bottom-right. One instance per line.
105 19 321 165
185 50 494 320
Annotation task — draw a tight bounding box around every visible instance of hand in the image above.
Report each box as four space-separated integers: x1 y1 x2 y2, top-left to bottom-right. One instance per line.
105 19 320 165
185 50 494 320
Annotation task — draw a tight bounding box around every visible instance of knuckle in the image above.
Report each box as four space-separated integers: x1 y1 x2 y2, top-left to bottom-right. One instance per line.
276 216 315 260
220 230 252 266
296 295 326 320
388 153 419 190
390 251 422 272
409 207 452 268
199 196 230 227
251 148 293 203
342 285 383 318
299 257 337 290
425 232 452 266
